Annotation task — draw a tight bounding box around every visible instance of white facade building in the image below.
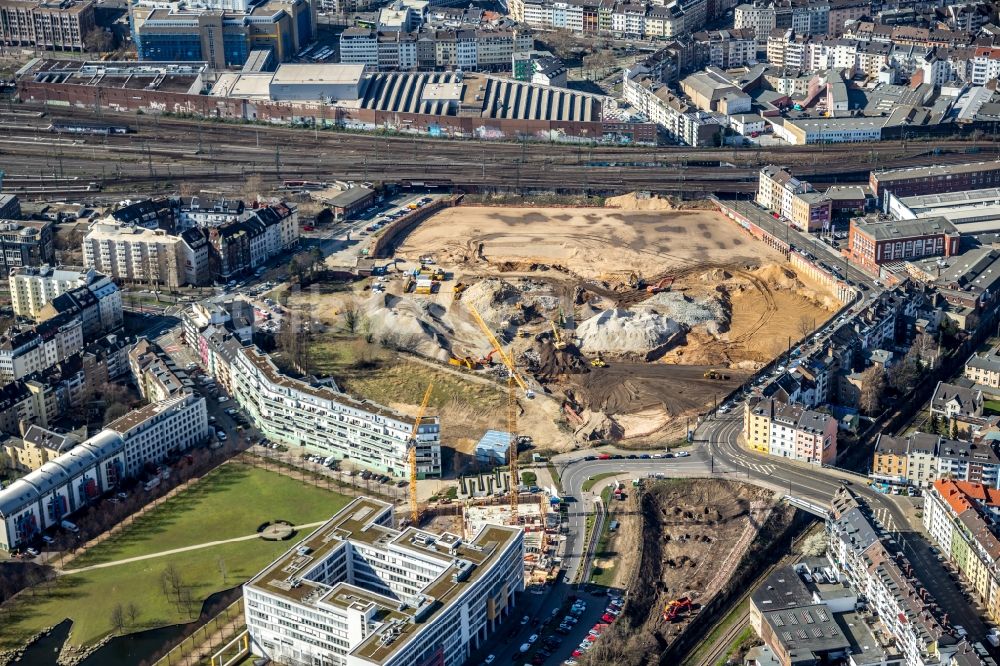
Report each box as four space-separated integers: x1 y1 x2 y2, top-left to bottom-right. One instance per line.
244 497 524 666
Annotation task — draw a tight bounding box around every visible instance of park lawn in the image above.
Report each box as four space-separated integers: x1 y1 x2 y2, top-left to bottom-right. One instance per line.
985 400 1000 416
1 538 291 649
582 472 617 493
70 463 350 568
0 463 350 649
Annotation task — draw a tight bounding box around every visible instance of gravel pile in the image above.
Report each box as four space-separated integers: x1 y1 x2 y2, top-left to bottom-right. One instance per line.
634 292 727 328
577 309 682 355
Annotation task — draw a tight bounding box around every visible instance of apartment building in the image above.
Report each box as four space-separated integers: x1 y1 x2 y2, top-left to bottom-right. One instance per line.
83 222 192 288
965 345 1000 390
827 488 959 666
244 497 523 666
1 426 79 474
340 26 530 71
923 479 1000 625
222 345 442 478
622 66 724 146
176 197 246 230
743 398 837 465
0 392 207 550
11 265 123 336
847 217 960 274
0 0 95 52
0 220 54 274
204 204 299 281
128 339 188 403
10 266 90 319
873 431 1000 489
756 165 832 232
0 314 83 383
691 28 757 69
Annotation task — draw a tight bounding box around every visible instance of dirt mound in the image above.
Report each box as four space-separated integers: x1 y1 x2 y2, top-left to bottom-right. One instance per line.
633 292 728 330
364 293 451 360
605 192 675 211
577 309 684 356
462 277 562 332
531 342 591 381
752 264 799 289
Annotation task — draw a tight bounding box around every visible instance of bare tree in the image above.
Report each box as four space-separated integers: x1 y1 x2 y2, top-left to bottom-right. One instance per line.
342 297 361 335
797 316 814 339
125 602 140 627
110 603 126 635
218 556 228 585
84 29 113 53
162 563 184 606
859 365 886 416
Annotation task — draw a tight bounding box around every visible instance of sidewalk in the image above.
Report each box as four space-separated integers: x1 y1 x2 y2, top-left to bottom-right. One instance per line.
61 521 326 576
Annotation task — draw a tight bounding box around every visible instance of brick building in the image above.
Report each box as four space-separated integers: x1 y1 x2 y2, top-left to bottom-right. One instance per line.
0 0 95 51
847 216 959 273
870 160 1000 210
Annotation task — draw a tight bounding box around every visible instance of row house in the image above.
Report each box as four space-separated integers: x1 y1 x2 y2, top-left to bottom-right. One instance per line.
743 397 837 465
873 432 1000 489
623 67 723 145
922 479 1000 625
827 488 960 666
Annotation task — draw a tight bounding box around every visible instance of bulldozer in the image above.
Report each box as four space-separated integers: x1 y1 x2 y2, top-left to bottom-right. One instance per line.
600 270 641 289
703 369 730 380
591 353 607 368
662 596 693 622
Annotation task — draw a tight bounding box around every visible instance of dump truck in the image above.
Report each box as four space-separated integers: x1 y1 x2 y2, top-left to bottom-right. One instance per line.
453 282 467 298
449 356 477 369
703 369 730 380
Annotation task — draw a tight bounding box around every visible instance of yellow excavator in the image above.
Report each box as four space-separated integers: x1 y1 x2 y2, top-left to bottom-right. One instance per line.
591 353 607 368
551 321 567 350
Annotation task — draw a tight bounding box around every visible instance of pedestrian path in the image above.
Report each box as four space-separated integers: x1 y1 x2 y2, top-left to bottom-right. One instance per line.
60 520 326 575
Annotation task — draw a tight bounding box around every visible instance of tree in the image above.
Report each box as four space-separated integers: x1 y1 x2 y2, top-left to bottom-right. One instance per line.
218 557 228 585
887 355 919 393
342 297 361 335
84 29 113 53
126 602 140 628
110 603 126 635
858 365 886 416
797 316 814 339
161 563 184 606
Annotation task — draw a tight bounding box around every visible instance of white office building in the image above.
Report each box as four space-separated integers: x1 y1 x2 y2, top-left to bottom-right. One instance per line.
244 497 524 666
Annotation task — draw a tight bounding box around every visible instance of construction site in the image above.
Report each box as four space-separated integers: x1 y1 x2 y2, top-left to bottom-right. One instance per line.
580 479 799 666
300 195 839 454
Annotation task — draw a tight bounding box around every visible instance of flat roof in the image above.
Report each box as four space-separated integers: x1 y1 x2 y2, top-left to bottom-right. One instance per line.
873 159 1000 183
271 63 366 86
851 216 958 241
247 497 521 663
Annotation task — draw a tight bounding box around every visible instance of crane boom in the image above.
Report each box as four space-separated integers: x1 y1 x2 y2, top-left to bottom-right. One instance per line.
409 384 434 525
507 352 519 525
467 303 528 392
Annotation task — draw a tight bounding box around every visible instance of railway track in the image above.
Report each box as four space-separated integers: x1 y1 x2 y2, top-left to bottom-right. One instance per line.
1 106 997 196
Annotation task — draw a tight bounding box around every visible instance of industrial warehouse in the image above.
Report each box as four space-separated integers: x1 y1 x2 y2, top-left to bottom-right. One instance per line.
16 59 655 143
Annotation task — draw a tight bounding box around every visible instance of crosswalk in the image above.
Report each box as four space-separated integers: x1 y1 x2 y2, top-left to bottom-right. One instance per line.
724 451 776 475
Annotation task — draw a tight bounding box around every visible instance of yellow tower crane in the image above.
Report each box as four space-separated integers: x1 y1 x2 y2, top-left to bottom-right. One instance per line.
409 384 434 525
507 350 519 525
467 303 533 397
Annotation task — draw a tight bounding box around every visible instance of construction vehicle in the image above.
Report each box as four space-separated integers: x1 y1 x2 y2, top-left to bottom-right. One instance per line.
468 303 533 399
453 282 467 298
419 267 446 281
662 597 693 622
646 276 674 294
449 356 477 370
591 353 607 368
703 369 730 380
551 321 567 350
408 385 434 525
600 270 641 289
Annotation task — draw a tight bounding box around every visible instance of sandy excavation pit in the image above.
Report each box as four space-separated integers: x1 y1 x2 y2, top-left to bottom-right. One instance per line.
300 203 839 448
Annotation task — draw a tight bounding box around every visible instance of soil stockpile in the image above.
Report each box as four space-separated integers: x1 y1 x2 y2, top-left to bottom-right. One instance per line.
576 309 683 356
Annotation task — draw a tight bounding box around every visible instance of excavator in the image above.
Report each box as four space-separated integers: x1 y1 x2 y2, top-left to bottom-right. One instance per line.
591 352 607 368
646 276 674 294
551 321 567 350
662 597 693 622
703 369 730 380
